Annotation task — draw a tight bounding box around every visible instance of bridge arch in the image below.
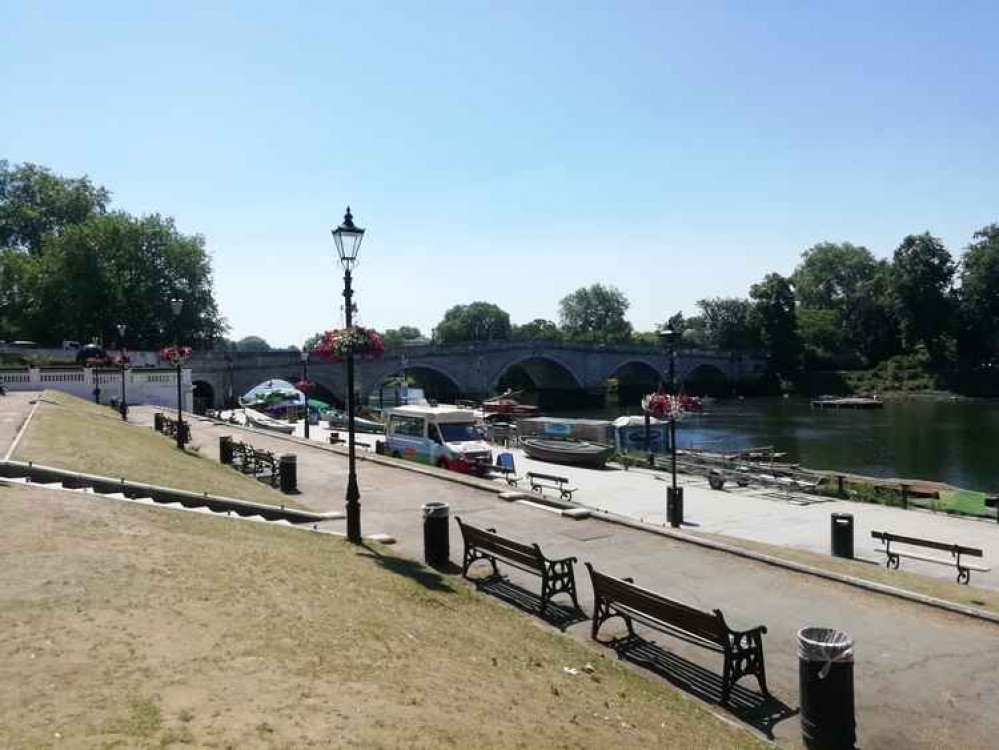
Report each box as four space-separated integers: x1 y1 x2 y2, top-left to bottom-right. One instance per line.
489 354 584 393
600 358 664 407
363 362 465 404
680 363 730 396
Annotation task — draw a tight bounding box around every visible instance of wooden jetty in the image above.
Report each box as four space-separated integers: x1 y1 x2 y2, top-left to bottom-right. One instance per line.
811 397 883 410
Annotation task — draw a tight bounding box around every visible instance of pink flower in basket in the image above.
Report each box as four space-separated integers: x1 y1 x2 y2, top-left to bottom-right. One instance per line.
158 345 193 365
642 392 683 421
312 327 385 363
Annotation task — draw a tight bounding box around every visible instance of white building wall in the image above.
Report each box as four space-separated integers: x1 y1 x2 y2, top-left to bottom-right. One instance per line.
0 367 193 411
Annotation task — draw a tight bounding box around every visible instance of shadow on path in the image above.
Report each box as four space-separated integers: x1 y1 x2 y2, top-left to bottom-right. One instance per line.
473 575 588 631
359 544 457 594
612 634 798 739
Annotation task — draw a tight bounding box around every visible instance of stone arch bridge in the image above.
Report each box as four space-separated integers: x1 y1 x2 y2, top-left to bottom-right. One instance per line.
190 341 764 409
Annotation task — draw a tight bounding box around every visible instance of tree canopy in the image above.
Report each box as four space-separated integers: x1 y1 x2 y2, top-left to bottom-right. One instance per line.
434 302 512 343
382 326 424 348
235 336 272 352
891 232 954 355
0 161 225 347
512 319 561 340
558 284 632 343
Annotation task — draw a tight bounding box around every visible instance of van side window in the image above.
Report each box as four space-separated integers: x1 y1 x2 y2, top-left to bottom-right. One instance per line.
427 423 442 444
390 415 425 437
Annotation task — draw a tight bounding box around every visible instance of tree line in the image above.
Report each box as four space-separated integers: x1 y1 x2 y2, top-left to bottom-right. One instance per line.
0 161 226 348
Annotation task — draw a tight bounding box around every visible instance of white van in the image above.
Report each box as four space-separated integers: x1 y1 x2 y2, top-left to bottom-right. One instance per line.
383 405 492 474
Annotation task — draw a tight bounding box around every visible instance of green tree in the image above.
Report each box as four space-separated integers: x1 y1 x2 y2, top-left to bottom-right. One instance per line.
681 315 708 348
958 223 999 364
749 273 801 374
382 326 424 348
891 232 955 356
27 212 225 347
0 161 110 254
512 318 561 340
302 332 322 352
848 260 901 365
235 335 271 351
797 308 846 365
558 284 632 342
696 298 758 350
792 242 877 310
434 302 512 343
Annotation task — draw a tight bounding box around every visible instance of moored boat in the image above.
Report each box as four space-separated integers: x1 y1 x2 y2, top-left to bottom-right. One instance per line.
482 389 540 417
322 408 385 434
243 407 296 434
521 437 615 468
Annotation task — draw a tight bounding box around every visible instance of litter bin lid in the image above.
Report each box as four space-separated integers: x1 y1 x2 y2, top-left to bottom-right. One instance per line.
798 627 854 663
831 512 853 520
422 501 450 518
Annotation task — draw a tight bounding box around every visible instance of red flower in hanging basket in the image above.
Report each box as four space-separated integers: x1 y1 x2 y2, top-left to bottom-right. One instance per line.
312 327 384 363
158 345 193 365
642 392 683 421
296 379 314 393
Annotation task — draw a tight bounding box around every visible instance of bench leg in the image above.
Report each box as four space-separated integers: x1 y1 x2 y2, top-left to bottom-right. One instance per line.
722 634 770 705
957 566 971 585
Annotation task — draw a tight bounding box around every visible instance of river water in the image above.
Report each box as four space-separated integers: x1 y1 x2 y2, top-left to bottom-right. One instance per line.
555 398 999 491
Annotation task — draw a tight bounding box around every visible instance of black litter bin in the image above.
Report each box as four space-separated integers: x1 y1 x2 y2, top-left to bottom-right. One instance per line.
798 627 857 750
154 412 164 433
422 502 450 568
667 486 684 528
279 454 297 493
830 513 854 559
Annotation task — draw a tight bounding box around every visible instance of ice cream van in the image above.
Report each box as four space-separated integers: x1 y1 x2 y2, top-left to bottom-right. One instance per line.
383 404 492 474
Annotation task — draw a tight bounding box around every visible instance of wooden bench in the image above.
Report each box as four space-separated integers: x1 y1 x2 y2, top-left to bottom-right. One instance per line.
229 440 278 487
527 471 577 500
586 564 770 704
872 531 989 584
455 517 580 614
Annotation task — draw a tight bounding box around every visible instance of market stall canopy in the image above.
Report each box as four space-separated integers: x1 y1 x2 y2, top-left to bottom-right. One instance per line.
240 379 303 406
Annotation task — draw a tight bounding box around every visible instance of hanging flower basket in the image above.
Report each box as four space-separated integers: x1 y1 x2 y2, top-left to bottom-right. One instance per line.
296 379 314 393
158 345 193 365
312 327 384 363
642 392 684 421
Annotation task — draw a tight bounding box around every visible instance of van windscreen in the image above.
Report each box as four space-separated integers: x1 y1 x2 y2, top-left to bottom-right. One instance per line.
439 423 482 443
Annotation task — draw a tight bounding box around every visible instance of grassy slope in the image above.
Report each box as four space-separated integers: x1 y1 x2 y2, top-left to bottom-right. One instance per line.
12 390 305 509
0 484 766 750
700 531 999 615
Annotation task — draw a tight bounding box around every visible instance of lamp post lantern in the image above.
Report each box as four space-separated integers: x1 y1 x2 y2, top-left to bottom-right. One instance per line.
300 349 311 440
170 298 185 450
333 207 365 544
659 323 681 525
116 323 128 421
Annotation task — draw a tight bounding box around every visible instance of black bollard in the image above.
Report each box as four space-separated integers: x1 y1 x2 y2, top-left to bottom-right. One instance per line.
154 412 164 433
667 486 684 528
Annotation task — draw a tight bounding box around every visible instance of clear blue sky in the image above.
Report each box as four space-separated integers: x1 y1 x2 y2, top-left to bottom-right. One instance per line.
3 1 997 346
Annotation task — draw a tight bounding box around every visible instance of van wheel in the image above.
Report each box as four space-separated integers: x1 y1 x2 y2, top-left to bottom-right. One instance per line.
436 459 450 471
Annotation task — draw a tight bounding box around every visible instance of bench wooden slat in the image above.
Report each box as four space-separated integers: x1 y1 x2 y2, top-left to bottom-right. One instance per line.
871 531 983 558
586 563 770 705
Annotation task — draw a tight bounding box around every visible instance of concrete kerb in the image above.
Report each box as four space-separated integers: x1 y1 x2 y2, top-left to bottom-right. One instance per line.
192 414 999 625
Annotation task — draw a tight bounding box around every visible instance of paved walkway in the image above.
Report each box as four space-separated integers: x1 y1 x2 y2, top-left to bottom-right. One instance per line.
222 411 999 589
0 391 37 459
134 408 998 749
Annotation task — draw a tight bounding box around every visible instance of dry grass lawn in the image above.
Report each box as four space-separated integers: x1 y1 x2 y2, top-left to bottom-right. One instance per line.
12 391 304 509
699 530 999 615
0 483 767 749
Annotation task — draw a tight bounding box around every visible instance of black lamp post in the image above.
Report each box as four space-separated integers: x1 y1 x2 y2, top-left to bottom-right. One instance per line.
300 349 311 440
659 323 681 525
224 355 234 409
117 323 128 421
170 297 185 450
332 206 365 544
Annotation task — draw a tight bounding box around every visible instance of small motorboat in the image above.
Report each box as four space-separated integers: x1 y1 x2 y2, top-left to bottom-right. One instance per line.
243 407 296 434
521 437 615 468
483 389 540 417
322 408 385 434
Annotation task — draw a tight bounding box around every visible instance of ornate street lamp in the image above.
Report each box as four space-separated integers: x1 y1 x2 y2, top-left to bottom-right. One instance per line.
332 207 365 544
116 323 128 421
659 323 681 524
299 349 311 440
170 298 185 450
